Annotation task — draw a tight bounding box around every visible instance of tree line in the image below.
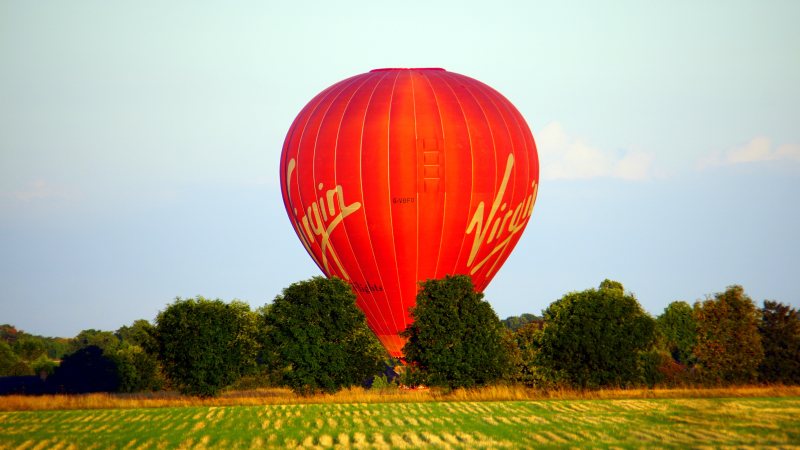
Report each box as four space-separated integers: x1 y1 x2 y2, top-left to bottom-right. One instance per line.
1 276 798 396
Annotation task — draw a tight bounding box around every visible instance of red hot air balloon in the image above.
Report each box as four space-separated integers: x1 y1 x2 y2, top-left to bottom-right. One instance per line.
280 68 539 357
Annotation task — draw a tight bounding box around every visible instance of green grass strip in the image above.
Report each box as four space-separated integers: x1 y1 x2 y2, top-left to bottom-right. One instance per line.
1 397 798 448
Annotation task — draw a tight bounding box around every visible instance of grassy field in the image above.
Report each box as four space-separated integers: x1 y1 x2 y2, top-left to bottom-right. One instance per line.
1 395 799 449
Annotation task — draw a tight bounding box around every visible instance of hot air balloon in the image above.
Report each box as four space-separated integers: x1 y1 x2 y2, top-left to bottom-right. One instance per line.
280 68 539 357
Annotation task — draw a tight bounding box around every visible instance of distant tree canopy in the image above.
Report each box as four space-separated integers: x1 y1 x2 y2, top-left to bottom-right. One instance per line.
116 320 159 353
536 280 656 388
70 329 119 354
0 325 21 345
0 324 69 365
501 313 542 331
0 325 66 377
12 337 47 362
0 341 21 377
656 301 697 365
111 320 163 393
5 279 800 395
264 277 386 395
758 300 800 384
155 297 259 397
509 322 547 387
693 285 763 385
111 344 162 393
401 275 511 389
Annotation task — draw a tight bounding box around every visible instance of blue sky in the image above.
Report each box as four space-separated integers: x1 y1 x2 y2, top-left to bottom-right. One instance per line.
1 1 798 337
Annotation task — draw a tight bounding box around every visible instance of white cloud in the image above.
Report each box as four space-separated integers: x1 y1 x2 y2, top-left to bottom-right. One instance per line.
613 151 656 181
535 121 655 181
697 137 800 169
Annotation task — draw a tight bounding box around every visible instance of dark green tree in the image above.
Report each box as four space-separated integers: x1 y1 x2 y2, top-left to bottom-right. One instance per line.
116 320 159 352
536 279 656 388
401 275 511 389
265 277 386 395
693 285 763 385
758 300 800 384
111 320 164 393
111 345 163 393
155 297 259 396
48 346 120 393
510 322 554 387
656 301 697 365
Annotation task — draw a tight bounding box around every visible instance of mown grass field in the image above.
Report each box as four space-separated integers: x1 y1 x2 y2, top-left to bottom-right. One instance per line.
1 395 799 449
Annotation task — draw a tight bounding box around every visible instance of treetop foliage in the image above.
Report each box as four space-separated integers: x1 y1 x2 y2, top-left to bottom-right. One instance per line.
536 280 656 388
265 276 386 395
401 275 511 389
693 285 763 385
758 300 800 384
501 313 542 331
4 277 799 394
155 296 259 397
656 301 697 365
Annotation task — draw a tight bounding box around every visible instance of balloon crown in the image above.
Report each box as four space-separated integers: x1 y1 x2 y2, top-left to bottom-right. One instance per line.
369 68 446 72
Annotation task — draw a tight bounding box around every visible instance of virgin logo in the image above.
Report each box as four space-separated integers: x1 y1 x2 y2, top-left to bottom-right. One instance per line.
285 158 361 280
466 154 538 276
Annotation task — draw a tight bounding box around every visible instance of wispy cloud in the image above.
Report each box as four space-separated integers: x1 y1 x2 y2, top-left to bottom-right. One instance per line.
1 180 77 202
697 137 800 169
535 122 655 181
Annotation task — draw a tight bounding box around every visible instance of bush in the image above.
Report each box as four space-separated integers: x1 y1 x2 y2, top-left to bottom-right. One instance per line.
264 277 386 395
48 346 119 393
758 300 800 384
370 374 397 392
111 345 163 393
509 322 555 388
656 301 697 365
536 280 656 388
401 275 511 389
693 286 763 385
155 297 259 397
637 349 668 388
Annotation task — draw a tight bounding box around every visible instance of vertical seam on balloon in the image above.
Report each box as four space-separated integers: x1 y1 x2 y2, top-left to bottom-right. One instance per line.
421 72 447 279
458 76 499 282
307 75 365 279
488 86 536 231
430 72 475 277
485 85 537 282
332 73 395 337
467 81 519 280
385 70 405 334
287 79 354 274
497 90 537 208
356 70 401 336
410 71 419 320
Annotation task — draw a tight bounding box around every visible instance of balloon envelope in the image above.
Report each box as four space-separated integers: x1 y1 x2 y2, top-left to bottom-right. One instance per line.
280 68 539 357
